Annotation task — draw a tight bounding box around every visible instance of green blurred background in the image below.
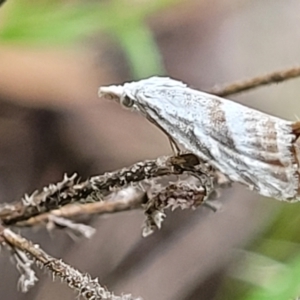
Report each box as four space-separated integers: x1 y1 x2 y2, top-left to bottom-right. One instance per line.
1 1 300 299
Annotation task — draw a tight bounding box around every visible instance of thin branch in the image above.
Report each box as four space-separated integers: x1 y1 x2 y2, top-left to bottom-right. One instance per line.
16 189 146 228
15 175 218 231
13 168 227 235
209 66 300 97
0 225 141 300
0 153 208 226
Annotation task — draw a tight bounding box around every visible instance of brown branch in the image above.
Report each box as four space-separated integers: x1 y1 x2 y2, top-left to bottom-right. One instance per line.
0 153 211 226
16 189 146 228
0 225 141 300
13 167 227 234
209 66 300 97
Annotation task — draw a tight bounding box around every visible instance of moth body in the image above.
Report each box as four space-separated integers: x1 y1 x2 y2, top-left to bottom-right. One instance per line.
99 77 300 201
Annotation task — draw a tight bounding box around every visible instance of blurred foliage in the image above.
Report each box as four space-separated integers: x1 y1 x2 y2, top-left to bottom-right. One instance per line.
217 202 300 300
0 0 181 77
243 252 300 300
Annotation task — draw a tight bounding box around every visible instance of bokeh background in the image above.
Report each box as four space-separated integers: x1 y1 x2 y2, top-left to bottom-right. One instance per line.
1 0 300 299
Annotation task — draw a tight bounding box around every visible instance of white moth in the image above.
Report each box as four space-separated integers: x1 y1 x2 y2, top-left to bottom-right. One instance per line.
99 77 300 201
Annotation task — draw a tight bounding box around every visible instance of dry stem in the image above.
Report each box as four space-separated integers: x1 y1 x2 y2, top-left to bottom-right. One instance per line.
0 225 141 300
0 153 207 226
210 66 300 97
16 190 145 228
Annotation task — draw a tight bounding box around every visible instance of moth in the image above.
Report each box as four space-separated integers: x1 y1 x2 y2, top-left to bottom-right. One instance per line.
99 77 300 201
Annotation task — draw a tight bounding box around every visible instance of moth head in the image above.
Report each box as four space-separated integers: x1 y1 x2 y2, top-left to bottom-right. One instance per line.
99 77 187 111
98 83 138 110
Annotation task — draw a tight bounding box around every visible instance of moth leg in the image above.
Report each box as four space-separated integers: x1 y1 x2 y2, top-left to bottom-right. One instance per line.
168 136 181 156
146 115 181 155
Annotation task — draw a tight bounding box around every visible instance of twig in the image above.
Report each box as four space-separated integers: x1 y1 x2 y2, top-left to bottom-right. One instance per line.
13 167 226 236
16 189 146 228
0 225 141 300
210 66 300 97
0 153 207 226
